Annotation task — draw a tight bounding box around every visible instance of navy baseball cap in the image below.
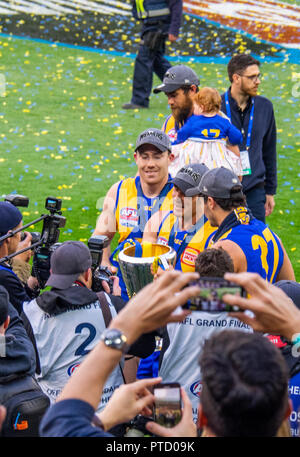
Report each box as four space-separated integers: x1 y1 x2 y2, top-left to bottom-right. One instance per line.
46 241 92 289
186 167 242 198
153 65 200 94
171 164 209 196
135 128 172 153
0 201 23 236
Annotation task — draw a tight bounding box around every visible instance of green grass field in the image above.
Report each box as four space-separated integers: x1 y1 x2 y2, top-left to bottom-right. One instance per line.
0 35 299 279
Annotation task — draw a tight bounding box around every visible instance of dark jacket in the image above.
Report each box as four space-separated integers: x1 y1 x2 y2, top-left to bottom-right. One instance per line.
221 89 277 195
0 302 36 380
0 263 35 316
40 399 113 437
138 0 182 37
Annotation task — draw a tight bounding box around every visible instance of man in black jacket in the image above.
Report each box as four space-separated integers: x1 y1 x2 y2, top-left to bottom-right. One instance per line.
22 240 156 430
221 54 277 223
0 286 36 378
0 202 39 315
123 0 182 109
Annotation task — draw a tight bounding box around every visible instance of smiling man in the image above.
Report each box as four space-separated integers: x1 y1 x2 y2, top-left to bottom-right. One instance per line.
221 54 277 223
93 128 174 300
143 163 216 272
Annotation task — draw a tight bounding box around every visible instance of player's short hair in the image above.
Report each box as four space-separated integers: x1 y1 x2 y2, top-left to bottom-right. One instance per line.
195 247 234 277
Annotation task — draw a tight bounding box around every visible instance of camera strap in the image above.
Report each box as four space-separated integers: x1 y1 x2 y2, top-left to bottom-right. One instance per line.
96 292 127 384
96 291 113 328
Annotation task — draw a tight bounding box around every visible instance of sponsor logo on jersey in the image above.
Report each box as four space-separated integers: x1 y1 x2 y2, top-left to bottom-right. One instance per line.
234 206 250 225
120 207 138 227
67 363 81 377
190 380 202 398
157 236 168 246
167 127 177 143
181 247 200 267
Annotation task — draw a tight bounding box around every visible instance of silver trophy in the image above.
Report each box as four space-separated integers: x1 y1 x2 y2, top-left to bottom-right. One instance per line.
118 243 177 298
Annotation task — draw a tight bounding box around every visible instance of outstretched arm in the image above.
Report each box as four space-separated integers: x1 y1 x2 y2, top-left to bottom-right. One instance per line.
223 272 300 340
56 270 200 410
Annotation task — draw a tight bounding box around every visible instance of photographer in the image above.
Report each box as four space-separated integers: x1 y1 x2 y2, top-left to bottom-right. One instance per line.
39 269 199 437
0 202 39 315
21 240 157 433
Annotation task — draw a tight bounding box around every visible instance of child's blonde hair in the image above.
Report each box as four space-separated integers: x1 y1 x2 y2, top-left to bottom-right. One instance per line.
194 87 221 113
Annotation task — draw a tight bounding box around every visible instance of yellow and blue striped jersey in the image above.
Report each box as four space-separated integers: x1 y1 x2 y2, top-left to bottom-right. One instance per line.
157 211 216 272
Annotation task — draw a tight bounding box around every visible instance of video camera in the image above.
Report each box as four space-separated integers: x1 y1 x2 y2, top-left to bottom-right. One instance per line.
87 235 114 293
0 194 66 289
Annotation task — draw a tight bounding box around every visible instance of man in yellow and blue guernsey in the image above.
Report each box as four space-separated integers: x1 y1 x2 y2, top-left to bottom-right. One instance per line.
153 64 200 144
186 167 295 282
138 163 216 381
93 128 174 301
143 163 216 272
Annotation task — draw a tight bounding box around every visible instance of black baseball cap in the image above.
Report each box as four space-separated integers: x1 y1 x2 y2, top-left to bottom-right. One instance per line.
153 65 200 94
275 280 300 309
46 241 92 289
171 164 209 196
135 128 172 153
186 167 242 198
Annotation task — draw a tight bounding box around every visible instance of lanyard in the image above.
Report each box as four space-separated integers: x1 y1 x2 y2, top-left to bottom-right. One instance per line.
110 176 173 266
135 175 173 233
225 90 255 151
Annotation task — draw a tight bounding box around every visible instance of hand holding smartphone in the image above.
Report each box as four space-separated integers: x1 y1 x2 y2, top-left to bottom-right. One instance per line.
182 277 247 312
154 383 182 428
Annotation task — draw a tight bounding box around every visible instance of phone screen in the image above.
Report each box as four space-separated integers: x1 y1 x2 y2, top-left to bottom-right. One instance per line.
154 383 182 428
183 277 246 312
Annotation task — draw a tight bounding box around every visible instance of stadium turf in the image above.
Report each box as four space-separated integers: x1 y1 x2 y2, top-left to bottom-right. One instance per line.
0 34 299 280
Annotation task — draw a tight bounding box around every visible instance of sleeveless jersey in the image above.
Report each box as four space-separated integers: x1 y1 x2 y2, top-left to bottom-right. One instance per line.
23 294 124 412
210 215 284 283
113 175 174 299
157 211 216 272
159 307 253 423
162 114 178 143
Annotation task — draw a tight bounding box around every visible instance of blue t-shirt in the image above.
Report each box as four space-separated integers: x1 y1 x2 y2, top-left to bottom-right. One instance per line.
174 114 243 146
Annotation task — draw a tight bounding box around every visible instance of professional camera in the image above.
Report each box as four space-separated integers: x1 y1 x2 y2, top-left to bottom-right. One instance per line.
31 198 66 289
88 235 114 293
1 195 66 289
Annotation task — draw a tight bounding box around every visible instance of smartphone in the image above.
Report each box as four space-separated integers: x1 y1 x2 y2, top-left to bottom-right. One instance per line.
183 276 246 312
154 383 182 428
